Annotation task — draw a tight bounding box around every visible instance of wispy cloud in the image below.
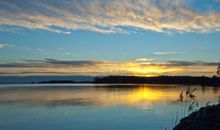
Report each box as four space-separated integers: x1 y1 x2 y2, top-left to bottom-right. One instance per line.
135 58 154 62
0 44 5 48
0 43 31 50
0 0 220 34
0 43 79 58
0 59 218 76
153 52 183 55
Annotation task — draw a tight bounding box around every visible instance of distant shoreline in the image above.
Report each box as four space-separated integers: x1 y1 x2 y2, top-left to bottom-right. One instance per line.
1 75 218 87
93 76 220 87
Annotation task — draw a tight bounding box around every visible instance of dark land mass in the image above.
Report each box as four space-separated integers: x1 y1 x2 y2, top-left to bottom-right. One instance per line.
173 103 220 130
1 75 220 87
38 80 78 84
93 76 220 87
31 76 220 87
0 76 94 84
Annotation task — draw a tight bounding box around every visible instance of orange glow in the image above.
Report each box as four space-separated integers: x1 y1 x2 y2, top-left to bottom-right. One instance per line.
0 59 216 76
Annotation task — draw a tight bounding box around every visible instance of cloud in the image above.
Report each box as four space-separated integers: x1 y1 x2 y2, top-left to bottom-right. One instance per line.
0 25 23 34
0 0 220 34
0 59 218 76
135 58 154 62
0 59 103 68
0 44 5 48
153 52 183 55
44 59 104 66
165 60 219 67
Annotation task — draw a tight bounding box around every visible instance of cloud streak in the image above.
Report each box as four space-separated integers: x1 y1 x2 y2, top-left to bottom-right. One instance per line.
0 59 218 76
0 0 220 34
0 44 5 48
153 52 183 55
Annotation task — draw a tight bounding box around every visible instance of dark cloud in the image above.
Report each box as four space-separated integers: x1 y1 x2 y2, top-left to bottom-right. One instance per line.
0 59 218 76
0 59 218 68
0 63 47 68
44 59 104 66
0 59 104 68
166 61 219 66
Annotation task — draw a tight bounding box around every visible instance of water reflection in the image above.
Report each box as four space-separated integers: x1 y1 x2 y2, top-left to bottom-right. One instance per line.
0 84 219 109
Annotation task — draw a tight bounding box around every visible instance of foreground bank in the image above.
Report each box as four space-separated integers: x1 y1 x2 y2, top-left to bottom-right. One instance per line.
173 103 220 130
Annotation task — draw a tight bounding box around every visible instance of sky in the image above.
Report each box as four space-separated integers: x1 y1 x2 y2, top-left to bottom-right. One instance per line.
0 0 220 77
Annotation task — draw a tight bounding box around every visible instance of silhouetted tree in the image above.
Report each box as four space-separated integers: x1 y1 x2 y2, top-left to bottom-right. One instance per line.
217 63 220 77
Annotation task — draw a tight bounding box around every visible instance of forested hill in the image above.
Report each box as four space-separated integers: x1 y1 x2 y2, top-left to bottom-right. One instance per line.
93 76 220 86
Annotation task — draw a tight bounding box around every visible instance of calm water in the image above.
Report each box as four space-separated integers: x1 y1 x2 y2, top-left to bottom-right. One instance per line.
0 84 219 130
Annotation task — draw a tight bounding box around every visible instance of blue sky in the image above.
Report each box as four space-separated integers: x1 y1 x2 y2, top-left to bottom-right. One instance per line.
0 0 220 76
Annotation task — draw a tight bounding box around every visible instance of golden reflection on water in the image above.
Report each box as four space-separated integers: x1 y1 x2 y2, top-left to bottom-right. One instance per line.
0 84 219 108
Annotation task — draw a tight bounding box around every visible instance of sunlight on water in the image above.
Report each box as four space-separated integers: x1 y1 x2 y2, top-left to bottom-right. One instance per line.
0 85 181 107
0 84 219 130
0 84 218 107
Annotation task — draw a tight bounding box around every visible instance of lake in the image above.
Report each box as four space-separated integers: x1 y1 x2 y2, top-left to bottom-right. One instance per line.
0 84 219 130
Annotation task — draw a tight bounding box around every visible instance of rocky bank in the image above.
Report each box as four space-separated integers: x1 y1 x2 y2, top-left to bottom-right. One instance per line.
173 103 220 130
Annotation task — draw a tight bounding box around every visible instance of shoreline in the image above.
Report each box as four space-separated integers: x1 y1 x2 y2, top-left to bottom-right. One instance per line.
173 103 220 130
0 76 220 87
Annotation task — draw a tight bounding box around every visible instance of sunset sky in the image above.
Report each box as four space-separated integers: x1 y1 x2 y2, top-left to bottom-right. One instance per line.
0 0 220 76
